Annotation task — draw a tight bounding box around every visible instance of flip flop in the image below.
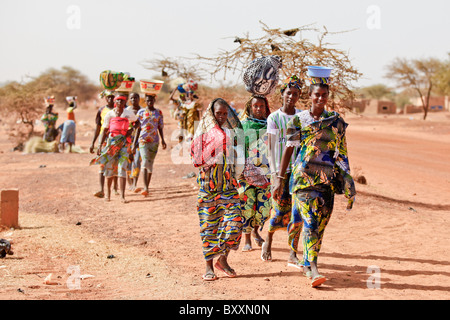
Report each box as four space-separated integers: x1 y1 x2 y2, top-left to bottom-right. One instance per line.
303 270 312 279
134 188 142 193
141 190 149 197
242 244 253 252
311 275 327 288
202 272 217 281
94 191 104 198
214 261 237 278
260 241 272 262
287 260 303 270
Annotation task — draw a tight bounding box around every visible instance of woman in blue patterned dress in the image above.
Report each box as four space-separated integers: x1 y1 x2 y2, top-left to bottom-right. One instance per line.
273 66 356 287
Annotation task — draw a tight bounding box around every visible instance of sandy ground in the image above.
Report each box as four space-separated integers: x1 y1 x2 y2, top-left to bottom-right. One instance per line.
0 102 449 302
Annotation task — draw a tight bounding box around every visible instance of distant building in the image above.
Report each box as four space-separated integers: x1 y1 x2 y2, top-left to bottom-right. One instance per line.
410 96 449 112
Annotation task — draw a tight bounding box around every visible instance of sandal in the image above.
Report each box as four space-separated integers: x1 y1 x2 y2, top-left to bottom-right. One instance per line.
287 260 304 270
214 261 237 278
202 272 217 281
311 275 327 288
94 191 105 198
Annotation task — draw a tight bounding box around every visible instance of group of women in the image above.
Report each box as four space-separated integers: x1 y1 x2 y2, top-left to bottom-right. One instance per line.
89 89 166 203
191 66 356 288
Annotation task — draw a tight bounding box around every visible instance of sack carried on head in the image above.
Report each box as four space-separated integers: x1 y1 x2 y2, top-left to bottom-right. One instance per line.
99 70 128 90
243 55 282 96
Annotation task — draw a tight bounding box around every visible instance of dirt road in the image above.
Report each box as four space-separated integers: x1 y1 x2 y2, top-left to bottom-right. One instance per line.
1 104 449 301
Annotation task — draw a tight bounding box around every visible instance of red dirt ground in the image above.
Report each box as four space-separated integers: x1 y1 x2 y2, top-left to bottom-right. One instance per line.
1 102 449 301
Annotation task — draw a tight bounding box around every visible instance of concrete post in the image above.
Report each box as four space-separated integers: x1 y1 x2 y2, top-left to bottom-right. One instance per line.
1 189 19 229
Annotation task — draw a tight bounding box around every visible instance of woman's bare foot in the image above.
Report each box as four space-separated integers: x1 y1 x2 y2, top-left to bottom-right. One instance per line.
261 232 273 261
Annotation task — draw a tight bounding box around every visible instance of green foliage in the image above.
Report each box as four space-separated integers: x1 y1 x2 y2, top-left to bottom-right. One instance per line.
356 84 393 100
385 56 443 120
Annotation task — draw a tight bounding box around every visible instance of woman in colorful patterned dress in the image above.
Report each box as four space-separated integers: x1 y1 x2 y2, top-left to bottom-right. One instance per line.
41 97 59 142
91 93 138 203
238 95 272 252
191 98 244 281
273 66 356 287
133 94 167 197
126 92 143 193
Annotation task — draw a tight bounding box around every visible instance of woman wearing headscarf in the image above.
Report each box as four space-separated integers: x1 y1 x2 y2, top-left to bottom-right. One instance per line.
191 98 244 281
273 66 356 287
237 95 272 252
261 75 304 269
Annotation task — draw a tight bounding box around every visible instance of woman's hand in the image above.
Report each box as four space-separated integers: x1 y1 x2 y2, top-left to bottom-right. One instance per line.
271 174 284 201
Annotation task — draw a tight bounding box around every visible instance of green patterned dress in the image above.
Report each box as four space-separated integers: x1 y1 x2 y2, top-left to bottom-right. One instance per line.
237 117 271 234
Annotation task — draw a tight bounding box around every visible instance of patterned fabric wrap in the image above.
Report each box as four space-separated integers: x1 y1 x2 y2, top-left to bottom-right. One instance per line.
267 171 293 233
237 182 271 234
183 101 201 137
99 90 115 99
197 189 242 261
193 99 244 260
128 147 141 179
292 185 334 264
90 135 130 178
241 117 270 184
136 108 164 144
280 75 303 93
191 99 242 169
41 112 59 142
286 110 356 202
239 95 271 122
139 141 159 173
196 154 239 194
308 77 329 85
99 70 127 90
237 113 271 234
243 56 282 96
126 106 142 179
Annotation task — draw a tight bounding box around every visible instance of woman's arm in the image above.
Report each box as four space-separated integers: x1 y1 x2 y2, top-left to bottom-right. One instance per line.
272 146 294 200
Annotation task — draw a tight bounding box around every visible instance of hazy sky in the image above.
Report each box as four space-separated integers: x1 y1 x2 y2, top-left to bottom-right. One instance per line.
1 0 449 89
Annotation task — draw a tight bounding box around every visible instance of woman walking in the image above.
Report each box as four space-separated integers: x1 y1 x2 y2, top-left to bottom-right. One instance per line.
191 98 243 281
90 93 138 203
273 66 356 287
237 95 272 252
261 75 303 268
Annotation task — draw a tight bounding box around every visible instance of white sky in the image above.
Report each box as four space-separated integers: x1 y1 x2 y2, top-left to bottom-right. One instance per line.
0 0 449 89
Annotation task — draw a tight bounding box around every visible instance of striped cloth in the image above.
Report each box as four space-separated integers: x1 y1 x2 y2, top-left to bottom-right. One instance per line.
266 108 301 173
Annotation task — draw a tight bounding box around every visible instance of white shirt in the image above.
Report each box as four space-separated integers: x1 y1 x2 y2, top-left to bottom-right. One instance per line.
266 108 301 173
102 108 138 129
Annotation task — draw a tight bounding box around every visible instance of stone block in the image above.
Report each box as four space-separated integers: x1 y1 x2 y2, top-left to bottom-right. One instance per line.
1 189 19 228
